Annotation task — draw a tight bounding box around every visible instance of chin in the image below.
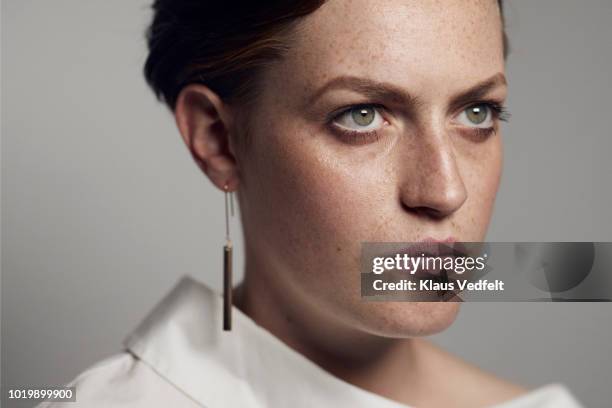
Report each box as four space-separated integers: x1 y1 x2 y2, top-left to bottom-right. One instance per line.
356 301 461 338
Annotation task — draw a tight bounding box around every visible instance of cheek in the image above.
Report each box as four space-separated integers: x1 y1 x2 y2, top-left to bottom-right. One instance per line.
243 132 463 337
459 135 503 234
247 122 383 256
240 118 392 308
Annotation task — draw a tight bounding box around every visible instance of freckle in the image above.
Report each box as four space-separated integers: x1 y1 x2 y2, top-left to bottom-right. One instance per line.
337 246 342 252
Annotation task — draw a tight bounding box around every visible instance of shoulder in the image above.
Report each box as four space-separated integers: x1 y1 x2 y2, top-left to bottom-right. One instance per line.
36 352 199 408
417 340 583 407
417 339 528 406
491 383 584 407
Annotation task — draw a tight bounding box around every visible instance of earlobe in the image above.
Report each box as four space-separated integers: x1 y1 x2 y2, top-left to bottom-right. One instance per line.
174 84 239 191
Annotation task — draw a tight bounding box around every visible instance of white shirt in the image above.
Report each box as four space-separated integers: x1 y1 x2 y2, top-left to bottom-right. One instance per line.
39 275 583 408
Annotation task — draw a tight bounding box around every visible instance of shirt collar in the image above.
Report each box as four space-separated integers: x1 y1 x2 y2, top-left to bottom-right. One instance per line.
123 275 411 408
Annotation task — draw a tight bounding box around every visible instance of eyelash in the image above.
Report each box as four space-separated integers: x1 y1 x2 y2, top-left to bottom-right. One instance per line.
332 128 383 145
469 127 497 139
483 101 511 122
327 101 511 145
327 104 386 145
462 101 511 139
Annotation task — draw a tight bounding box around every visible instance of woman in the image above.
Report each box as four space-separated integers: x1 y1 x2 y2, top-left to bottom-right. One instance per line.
41 0 583 407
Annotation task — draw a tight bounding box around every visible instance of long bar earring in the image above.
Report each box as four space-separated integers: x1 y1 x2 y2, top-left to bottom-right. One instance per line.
223 183 234 331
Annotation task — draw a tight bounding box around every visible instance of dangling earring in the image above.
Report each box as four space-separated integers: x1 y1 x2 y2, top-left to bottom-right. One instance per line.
223 183 234 331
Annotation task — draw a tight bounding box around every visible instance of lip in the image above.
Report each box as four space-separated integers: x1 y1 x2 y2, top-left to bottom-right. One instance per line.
380 238 460 277
372 240 454 278
400 237 458 257
421 236 457 244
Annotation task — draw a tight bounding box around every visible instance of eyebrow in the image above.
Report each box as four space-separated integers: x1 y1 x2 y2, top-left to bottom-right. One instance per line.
447 73 507 112
307 72 507 112
307 75 419 108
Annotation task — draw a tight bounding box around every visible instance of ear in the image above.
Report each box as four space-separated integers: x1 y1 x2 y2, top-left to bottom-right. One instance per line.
174 84 239 191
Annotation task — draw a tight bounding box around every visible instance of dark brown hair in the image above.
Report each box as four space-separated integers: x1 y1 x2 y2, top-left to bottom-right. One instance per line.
144 0 507 111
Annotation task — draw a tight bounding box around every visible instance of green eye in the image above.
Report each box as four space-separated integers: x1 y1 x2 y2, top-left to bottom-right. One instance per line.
332 105 384 134
351 107 376 126
465 104 490 125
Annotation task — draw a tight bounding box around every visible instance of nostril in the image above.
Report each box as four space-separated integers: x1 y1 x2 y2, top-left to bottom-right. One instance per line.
420 207 448 220
400 202 447 220
400 186 467 219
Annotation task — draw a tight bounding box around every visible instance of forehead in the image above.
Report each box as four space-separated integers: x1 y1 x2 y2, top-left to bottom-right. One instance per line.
282 0 505 95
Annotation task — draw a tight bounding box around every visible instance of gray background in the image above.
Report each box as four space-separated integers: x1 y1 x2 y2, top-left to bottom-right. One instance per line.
2 1 611 407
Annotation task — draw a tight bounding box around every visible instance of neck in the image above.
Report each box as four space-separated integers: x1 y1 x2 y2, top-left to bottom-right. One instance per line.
233 249 427 404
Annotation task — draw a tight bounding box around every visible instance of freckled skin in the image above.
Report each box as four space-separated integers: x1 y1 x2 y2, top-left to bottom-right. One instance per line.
180 0 521 405
236 0 504 341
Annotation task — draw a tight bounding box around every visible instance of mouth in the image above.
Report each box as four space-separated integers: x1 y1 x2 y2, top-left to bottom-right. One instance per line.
381 237 460 278
364 237 470 301
401 238 457 254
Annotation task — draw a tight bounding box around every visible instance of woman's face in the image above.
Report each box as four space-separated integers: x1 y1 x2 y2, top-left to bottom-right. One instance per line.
235 0 506 337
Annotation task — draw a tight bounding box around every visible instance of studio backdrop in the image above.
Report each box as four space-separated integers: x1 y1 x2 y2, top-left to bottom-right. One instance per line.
2 1 611 407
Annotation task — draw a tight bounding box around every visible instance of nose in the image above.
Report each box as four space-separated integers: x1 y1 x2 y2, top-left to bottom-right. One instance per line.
399 129 468 219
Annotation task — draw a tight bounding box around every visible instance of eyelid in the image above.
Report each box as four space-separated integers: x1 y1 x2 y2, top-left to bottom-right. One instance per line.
333 129 383 145
327 103 387 123
326 104 389 145
331 104 389 132
453 101 510 123
456 126 497 142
